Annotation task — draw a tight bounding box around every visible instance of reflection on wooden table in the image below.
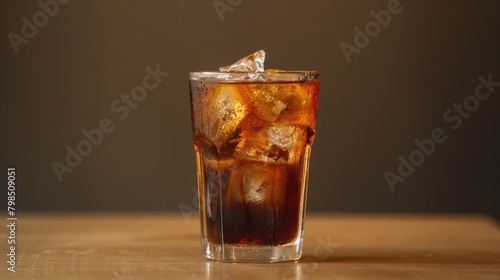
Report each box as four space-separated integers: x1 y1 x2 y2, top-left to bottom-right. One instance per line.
1 213 499 280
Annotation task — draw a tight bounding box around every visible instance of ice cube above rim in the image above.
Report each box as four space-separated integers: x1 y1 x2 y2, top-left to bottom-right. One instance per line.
189 50 320 82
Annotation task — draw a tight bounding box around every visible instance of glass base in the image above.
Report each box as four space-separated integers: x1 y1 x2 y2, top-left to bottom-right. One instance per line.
201 238 303 263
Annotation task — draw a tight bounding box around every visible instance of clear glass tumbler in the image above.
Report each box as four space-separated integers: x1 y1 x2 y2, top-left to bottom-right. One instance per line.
189 71 319 262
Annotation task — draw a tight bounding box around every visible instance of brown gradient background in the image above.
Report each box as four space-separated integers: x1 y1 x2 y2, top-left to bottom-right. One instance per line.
1 1 499 219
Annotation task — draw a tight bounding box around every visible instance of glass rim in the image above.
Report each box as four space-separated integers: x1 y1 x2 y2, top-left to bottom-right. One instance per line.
188 70 320 74
189 70 320 82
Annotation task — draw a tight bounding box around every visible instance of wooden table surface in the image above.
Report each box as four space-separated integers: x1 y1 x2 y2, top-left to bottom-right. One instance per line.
1 213 499 279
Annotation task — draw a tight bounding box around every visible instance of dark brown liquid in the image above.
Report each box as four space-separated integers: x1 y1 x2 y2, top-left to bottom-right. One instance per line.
191 82 318 246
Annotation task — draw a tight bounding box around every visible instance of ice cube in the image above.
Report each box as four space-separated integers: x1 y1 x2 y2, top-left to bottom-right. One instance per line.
243 171 268 204
219 50 266 72
233 124 306 164
216 51 319 82
234 124 285 163
246 83 313 123
276 84 316 126
267 125 301 150
248 84 286 122
283 84 310 110
267 124 306 162
228 163 285 205
203 85 247 147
